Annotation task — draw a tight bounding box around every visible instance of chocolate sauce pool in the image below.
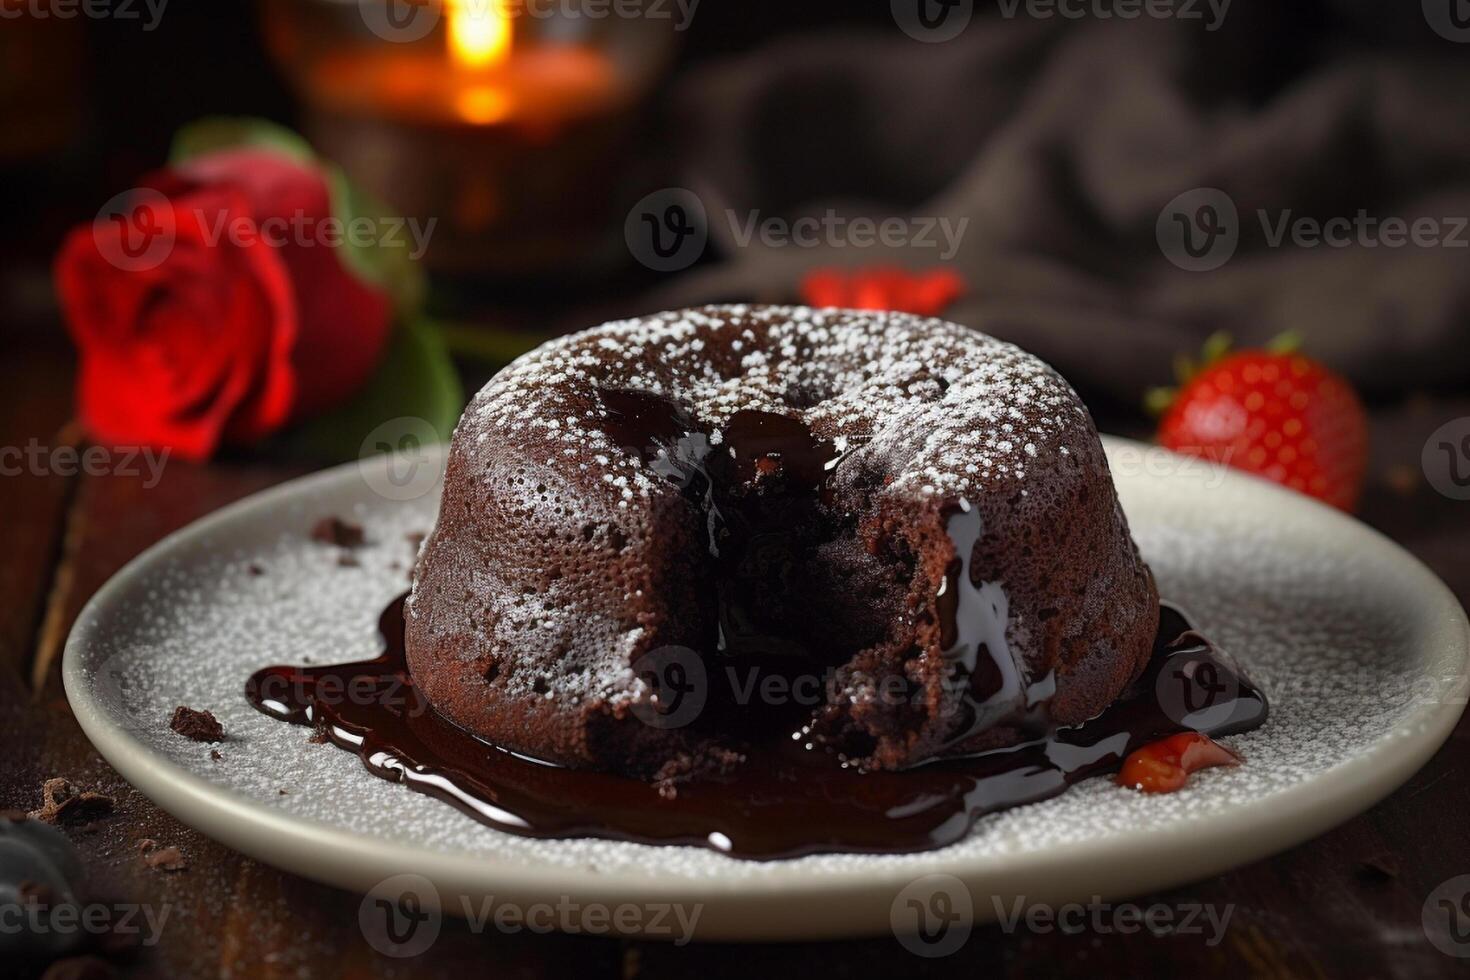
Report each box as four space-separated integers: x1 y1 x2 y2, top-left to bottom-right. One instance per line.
245 599 1266 860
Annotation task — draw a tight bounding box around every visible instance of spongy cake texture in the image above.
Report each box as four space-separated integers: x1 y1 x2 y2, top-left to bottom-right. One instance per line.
406 305 1158 776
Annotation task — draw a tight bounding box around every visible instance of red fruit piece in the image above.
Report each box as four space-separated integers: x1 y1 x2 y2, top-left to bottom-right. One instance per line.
1117 732 1241 794
799 266 964 318
1156 349 1368 511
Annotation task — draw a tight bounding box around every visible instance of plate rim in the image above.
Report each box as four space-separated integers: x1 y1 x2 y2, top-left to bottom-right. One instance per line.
62 439 1470 941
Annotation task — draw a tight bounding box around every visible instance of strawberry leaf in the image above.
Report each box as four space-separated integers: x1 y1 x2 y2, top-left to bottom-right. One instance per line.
1144 386 1178 418
1200 331 1234 365
1265 330 1303 354
1171 352 1197 387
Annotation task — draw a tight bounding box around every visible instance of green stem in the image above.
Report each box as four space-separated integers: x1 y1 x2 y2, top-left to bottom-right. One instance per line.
435 321 544 365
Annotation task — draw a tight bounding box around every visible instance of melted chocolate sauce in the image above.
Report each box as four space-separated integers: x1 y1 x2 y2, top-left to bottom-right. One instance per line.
245 598 1267 860
936 500 1041 747
600 388 842 662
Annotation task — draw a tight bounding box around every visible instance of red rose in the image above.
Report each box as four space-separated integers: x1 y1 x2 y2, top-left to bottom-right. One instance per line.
55 148 394 460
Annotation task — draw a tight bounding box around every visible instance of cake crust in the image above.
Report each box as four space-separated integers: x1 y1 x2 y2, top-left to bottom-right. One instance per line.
406 305 1159 776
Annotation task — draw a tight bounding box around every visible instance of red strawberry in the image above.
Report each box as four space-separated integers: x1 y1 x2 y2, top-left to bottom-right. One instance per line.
1151 334 1368 511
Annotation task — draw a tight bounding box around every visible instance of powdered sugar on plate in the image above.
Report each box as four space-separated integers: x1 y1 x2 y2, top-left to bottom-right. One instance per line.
64 440 1467 885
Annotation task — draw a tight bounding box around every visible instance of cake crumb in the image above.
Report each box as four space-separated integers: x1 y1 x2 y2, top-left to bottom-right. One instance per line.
28 778 114 825
312 516 365 548
169 706 225 743
138 838 188 872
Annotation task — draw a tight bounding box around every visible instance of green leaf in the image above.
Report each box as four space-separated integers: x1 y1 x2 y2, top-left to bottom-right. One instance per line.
168 117 427 318
169 117 317 167
1171 352 1197 387
1144 386 1178 418
1265 330 1303 355
436 319 546 366
325 165 427 316
276 317 464 464
1201 331 1234 365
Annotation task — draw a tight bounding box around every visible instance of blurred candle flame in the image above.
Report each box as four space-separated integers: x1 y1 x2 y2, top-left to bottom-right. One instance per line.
446 0 513 123
447 0 512 70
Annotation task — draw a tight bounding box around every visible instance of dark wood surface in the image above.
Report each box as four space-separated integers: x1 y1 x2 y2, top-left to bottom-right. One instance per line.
4 346 1469 979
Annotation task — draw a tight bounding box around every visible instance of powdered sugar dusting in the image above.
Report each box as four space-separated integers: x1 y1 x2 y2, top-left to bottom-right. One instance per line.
461 305 1090 504
65 443 1462 884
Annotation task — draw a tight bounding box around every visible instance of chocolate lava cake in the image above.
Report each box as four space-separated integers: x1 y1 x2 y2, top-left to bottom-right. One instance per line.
406 305 1159 781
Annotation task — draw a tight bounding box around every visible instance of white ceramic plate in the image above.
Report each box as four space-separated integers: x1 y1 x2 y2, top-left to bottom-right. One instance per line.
64 440 1469 942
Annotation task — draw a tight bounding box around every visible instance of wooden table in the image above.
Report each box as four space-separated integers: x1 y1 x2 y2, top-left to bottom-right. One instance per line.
5 343 1469 979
